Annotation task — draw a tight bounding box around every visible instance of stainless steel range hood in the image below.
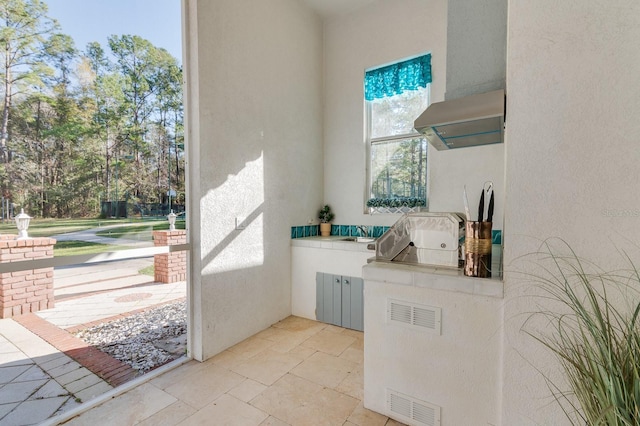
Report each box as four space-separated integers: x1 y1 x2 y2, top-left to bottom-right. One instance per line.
414 89 505 150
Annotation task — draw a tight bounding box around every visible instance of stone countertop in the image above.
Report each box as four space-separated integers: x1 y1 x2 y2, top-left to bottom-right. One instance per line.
290 236 376 253
363 259 504 298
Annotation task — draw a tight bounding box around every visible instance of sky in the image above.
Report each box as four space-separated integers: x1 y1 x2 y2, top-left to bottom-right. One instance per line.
45 0 183 63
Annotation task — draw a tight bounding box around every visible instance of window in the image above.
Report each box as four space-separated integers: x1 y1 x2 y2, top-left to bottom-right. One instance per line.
365 54 431 212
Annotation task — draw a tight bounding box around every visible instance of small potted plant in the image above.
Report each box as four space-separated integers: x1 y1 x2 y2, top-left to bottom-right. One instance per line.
318 204 334 237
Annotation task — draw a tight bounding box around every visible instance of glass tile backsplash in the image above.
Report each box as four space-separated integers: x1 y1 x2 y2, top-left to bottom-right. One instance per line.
291 225 503 244
291 225 391 239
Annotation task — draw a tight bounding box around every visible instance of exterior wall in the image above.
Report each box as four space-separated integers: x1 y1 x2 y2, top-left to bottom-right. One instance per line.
186 0 324 360
502 1 640 424
0 236 55 318
153 230 187 283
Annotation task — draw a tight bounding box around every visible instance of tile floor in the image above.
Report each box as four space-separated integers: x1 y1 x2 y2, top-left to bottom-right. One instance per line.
63 316 406 426
0 319 111 426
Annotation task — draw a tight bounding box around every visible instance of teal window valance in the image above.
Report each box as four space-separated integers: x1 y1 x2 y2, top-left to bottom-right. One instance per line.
364 54 431 101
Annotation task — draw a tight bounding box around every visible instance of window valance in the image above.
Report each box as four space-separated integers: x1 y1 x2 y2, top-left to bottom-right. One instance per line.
364 54 431 101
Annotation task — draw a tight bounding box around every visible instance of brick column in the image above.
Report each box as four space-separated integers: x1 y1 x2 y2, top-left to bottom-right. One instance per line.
153 230 186 283
0 235 56 318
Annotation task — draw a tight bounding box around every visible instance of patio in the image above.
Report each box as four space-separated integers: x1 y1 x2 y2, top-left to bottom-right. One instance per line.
57 316 405 426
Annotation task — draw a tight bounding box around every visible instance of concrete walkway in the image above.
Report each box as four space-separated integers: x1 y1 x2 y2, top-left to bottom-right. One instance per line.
53 223 155 248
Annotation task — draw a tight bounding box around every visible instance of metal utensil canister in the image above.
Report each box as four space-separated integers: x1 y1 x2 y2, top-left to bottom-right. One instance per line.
464 221 492 278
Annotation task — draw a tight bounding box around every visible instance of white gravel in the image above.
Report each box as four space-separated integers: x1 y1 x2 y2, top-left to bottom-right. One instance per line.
74 300 187 373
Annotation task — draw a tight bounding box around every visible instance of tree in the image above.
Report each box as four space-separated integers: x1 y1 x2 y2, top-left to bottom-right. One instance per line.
0 0 57 167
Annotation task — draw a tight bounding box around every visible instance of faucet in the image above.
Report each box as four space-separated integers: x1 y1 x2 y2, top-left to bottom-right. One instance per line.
357 225 368 237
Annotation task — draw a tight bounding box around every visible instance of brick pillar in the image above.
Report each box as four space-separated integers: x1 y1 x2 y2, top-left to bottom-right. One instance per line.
153 230 187 283
0 235 56 318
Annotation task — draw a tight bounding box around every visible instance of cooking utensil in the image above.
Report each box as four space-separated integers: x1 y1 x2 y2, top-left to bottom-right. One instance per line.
478 189 485 222
463 186 471 221
487 188 494 222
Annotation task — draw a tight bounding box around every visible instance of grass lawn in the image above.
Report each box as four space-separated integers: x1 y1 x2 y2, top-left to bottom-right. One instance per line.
0 217 133 238
54 240 133 257
95 220 186 241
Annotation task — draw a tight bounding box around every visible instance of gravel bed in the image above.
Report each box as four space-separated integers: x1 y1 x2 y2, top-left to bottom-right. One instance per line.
74 300 187 374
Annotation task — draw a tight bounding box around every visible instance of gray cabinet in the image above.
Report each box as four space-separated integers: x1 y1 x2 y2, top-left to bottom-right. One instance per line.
316 272 363 331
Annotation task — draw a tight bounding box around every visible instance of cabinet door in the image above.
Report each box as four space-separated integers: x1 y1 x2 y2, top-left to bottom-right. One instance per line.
349 277 364 331
331 275 342 326
315 272 324 322
341 276 351 329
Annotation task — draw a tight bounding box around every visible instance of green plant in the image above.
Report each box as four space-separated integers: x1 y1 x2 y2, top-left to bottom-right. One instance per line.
318 205 334 223
366 196 426 208
521 239 640 425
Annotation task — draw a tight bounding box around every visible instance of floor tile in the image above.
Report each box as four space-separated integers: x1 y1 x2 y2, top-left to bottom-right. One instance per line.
29 380 69 399
230 349 304 386
0 379 47 404
228 378 267 402
0 402 18 419
301 330 356 356
0 396 68 426
291 351 357 388
271 316 326 335
55 366 92 386
259 416 290 426
340 346 364 364
65 383 176 425
149 359 212 390
251 374 358 426
178 394 268 425
0 351 33 368
47 360 83 379
137 401 197 426
163 363 244 409
38 353 72 372
347 402 388 426
0 365 31 384
209 349 249 371
64 373 103 394
336 363 364 400
228 336 276 358
13 365 49 382
73 380 112 403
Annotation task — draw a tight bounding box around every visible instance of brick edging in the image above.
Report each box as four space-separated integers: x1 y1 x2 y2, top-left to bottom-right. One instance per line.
14 314 138 387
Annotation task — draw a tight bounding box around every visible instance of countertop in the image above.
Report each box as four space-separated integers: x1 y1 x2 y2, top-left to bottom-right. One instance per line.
290 236 376 253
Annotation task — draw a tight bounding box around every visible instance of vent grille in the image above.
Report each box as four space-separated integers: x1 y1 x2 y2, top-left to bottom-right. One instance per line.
388 299 441 334
387 389 441 426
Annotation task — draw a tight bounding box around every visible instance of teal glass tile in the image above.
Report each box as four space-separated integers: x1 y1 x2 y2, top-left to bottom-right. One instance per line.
492 230 502 244
296 226 304 238
383 226 390 233
372 226 383 238
340 225 349 236
291 227 296 239
331 225 339 235
304 226 311 237
311 225 318 236
350 225 358 236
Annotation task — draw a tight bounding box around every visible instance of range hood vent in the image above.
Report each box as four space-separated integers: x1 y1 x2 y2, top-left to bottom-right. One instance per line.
414 89 505 150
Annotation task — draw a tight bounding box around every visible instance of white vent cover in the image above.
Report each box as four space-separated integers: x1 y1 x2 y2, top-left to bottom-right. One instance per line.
387 299 442 334
387 389 441 426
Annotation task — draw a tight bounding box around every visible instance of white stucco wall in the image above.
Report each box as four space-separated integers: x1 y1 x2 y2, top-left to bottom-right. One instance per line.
502 1 640 424
186 0 324 360
323 0 447 227
323 0 506 232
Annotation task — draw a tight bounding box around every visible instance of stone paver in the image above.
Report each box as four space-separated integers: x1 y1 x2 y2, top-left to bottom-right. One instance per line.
0 319 109 424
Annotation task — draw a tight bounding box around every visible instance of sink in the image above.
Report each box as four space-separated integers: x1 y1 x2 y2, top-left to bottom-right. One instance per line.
356 237 375 243
340 237 375 243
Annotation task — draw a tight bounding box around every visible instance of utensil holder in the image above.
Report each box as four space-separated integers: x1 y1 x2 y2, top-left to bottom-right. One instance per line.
464 221 492 278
